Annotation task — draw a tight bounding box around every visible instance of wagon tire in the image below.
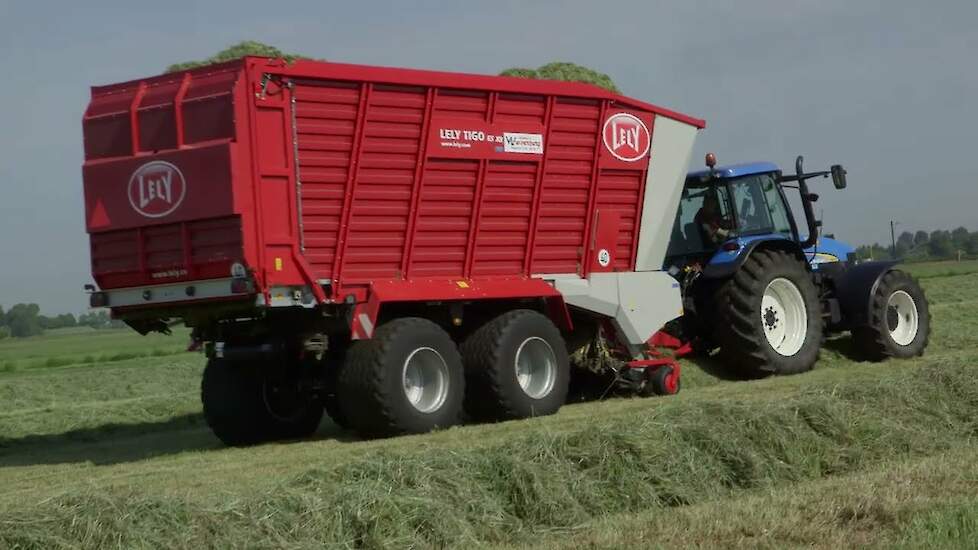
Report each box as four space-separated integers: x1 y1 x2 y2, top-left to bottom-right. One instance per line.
322 362 350 430
201 358 322 445
852 270 930 361
461 310 570 422
337 318 464 438
715 249 823 377
201 358 272 446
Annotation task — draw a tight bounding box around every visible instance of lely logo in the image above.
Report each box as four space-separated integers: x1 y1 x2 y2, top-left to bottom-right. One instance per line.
128 161 186 218
602 113 651 162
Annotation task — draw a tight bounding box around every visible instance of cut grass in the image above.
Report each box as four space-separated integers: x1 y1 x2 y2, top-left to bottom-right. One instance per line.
2 349 978 549
0 262 976 548
508 445 978 549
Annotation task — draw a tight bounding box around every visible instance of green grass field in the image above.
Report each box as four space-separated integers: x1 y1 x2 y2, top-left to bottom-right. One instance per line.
1 261 977 548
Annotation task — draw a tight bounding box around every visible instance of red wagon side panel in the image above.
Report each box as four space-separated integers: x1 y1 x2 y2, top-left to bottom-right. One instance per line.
84 56 703 315
247 57 704 302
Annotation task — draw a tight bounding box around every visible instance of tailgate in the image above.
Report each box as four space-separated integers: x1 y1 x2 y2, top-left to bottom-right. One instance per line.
82 62 246 291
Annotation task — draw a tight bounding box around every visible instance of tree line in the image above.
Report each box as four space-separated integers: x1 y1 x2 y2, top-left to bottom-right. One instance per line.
854 226 978 261
0 305 117 339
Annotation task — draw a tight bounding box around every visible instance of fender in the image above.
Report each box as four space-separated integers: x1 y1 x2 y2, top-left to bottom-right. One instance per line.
701 238 807 279
825 260 898 329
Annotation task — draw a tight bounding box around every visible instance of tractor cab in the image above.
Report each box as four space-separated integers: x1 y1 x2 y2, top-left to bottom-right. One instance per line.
666 162 797 268
665 155 850 276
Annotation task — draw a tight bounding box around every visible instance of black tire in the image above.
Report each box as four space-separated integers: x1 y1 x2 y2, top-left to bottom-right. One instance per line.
201 358 323 446
322 362 350 429
852 270 931 360
336 318 464 438
461 310 570 422
262 371 324 440
715 249 823 376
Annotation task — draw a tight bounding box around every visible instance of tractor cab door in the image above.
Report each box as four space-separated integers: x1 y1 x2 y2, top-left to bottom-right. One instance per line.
665 182 734 262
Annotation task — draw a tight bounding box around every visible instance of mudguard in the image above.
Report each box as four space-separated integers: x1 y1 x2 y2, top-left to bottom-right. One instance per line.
824 260 898 328
701 237 805 279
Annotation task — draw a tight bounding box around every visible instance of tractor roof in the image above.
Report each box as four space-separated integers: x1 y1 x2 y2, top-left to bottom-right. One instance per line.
687 161 779 181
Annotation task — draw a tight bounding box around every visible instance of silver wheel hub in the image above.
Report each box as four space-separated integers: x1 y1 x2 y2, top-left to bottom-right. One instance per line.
760 277 808 357
886 290 919 346
402 347 450 413
514 337 557 399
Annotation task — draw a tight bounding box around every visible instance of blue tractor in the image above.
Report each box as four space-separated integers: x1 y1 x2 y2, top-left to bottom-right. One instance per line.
664 155 930 377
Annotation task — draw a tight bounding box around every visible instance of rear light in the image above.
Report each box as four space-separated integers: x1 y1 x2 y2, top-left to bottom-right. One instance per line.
89 292 108 308
721 241 741 252
230 278 254 294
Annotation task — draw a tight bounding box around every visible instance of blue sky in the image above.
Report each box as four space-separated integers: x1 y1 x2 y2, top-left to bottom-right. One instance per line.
1 0 975 313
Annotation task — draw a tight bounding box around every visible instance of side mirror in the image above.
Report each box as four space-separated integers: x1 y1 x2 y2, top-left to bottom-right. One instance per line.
830 164 847 189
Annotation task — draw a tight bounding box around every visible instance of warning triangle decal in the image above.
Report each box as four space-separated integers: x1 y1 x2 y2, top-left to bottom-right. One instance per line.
88 198 111 229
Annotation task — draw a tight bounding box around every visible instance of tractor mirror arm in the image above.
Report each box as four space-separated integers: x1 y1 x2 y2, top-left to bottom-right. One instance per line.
777 171 830 183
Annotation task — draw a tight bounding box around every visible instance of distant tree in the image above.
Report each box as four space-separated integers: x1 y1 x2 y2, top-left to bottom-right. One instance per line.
58 313 77 328
968 233 978 256
5 303 42 337
951 226 970 250
928 230 954 258
897 231 914 250
855 243 893 261
166 41 302 73
895 231 915 256
913 230 929 246
0 305 5 327
0 326 8 340
500 62 620 93
78 310 121 329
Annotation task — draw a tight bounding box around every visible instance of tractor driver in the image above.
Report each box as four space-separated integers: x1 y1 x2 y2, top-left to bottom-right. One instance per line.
694 192 733 246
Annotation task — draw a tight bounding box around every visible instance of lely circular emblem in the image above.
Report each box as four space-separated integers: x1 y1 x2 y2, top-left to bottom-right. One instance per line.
128 161 187 218
602 113 651 162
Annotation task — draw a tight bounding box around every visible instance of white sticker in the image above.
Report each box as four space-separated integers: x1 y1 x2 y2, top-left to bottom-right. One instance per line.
502 132 544 154
597 249 611 267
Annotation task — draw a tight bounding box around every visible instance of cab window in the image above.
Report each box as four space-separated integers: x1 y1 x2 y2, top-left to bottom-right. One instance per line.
729 174 792 237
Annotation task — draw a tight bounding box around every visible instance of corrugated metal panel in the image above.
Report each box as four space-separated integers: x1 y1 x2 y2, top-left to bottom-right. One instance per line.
289 74 659 286
531 98 601 274
90 217 241 288
471 161 537 276
411 159 479 277
342 85 428 281
293 80 362 280
595 169 643 270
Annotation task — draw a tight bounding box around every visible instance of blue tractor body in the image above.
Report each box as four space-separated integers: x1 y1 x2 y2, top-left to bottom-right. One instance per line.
662 155 929 376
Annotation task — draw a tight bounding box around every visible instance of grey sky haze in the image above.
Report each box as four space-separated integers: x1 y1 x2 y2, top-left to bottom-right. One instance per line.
1 0 975 313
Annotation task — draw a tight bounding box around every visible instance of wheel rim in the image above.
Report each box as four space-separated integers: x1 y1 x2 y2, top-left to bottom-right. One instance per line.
760 277 808 356
886 290 919 346
514 337 557 399
402 347 450 413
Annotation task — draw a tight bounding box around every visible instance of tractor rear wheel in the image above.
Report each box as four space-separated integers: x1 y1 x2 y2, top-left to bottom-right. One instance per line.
337 318 465 438
201 358 323 446
715 249 823 376
461 310 570 422
853 270 930 360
